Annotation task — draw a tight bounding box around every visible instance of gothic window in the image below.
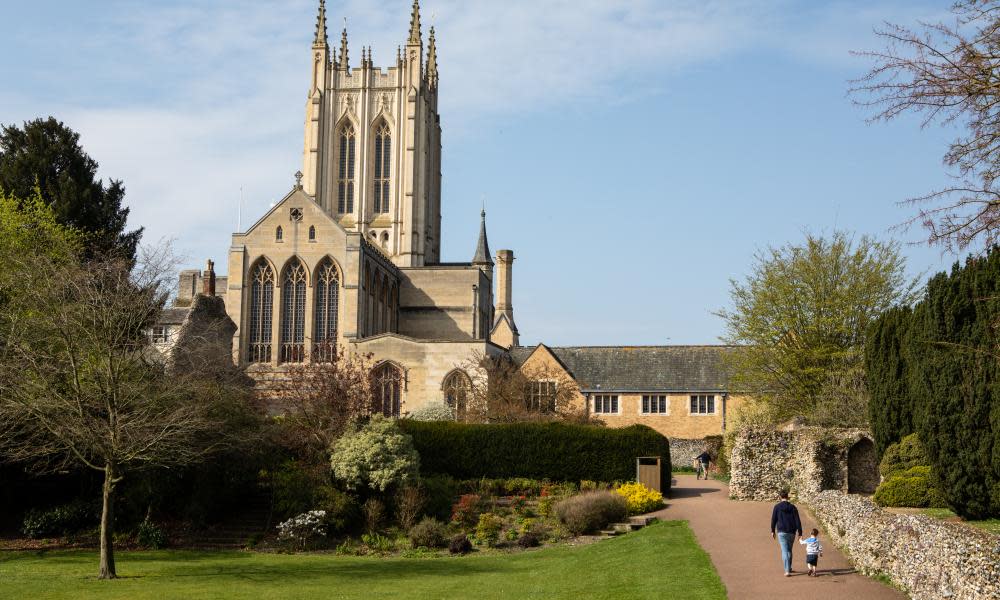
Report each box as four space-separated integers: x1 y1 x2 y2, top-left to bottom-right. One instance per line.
308 225 316 241
373 362 402 417
247 261 274 363
280 259 307 363
313 258 339 362
443 370 471 420
276 226 283 242
337 122 356 214
373 122 391 214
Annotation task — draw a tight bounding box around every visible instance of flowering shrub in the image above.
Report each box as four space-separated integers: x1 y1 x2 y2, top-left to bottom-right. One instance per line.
330 415 420 492
407 403 456 422
537 496 556 517
475 512 503 547
615 482 664 515
276 510 327 550
509 495 528 512
450 494 481 527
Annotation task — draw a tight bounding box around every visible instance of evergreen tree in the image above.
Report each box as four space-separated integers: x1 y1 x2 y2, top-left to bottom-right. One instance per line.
0 117 142 260
865 305 916 456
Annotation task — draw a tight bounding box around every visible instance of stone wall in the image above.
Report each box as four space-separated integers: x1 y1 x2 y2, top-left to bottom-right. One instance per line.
811 491 1000 600
729 426 876 501
669 438 708 469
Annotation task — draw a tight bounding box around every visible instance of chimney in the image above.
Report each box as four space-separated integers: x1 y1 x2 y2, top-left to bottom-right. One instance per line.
496 250 514 322
202 259 216 296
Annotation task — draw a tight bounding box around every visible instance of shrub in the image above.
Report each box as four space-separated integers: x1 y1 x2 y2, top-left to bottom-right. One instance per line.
136 519 167 549
408 403 455 422
537 496 556 518
21 500 96 538
615 482 664 515
517 532 540 548
362 498 385 534
474 512 503 547
399 421 670 485
361 532 394 554
331 415 420 492
395 484 425 531
409 517 448 548
448 533 473 554
276 510 327 550
879 434 930 478
421 475 459 521
314 485 360 535
873 466 947 509
450 494 481 527
553 491 628 535
272 460 325 519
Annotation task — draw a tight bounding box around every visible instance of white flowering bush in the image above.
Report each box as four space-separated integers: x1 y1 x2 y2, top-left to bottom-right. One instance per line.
407 403 455 422
276 510 327 550
330 415 420 492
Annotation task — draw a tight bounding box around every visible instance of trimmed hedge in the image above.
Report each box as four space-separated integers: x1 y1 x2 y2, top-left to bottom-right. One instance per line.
399 420 670 487
873 466 948 509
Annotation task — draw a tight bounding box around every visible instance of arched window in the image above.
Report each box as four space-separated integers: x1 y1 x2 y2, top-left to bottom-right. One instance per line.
443 370 471 421
247 261 274 363
313 258 339 362
373 362 402 417
276 226 283 242
280 259 307 363
337 122 356 214
308 225 316 241
373 122 391 214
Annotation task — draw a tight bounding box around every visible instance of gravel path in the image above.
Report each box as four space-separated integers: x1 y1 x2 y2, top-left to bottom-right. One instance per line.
651 474 906 600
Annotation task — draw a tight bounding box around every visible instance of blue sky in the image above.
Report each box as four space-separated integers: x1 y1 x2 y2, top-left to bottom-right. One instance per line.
1 0 963 346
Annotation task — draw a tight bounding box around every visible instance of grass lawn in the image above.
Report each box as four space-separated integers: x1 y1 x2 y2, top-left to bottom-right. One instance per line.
921 508 1000 535
0 520 724 600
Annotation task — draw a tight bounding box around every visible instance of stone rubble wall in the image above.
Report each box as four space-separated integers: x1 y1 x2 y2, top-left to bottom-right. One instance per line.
811 490 1000 600
669 438 708 470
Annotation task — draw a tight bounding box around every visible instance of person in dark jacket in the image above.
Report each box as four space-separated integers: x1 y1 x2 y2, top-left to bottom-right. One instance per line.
769 490 803 576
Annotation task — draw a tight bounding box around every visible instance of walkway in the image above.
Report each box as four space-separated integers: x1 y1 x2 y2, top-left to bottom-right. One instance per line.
652 474 904 600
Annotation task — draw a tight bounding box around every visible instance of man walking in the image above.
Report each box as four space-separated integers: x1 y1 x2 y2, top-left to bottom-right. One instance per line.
770 489 802 577
694 450 711 480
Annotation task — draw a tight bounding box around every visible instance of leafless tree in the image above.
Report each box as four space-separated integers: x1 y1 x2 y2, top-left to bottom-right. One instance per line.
0 249 256 579
262 349 377 463
460 353 591 424
852 1 1000 252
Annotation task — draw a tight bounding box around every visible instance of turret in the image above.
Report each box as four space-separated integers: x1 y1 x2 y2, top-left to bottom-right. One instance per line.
302 0 330 197
472 210 493 270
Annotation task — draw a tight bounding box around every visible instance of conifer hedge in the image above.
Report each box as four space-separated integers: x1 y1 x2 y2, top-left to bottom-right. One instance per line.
865 250 1000 519
398 420 670 487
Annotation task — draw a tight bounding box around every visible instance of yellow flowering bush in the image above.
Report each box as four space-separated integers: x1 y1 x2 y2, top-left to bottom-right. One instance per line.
615 482 664 515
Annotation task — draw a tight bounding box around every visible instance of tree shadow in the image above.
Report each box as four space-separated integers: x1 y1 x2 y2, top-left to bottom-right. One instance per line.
668 486 721 499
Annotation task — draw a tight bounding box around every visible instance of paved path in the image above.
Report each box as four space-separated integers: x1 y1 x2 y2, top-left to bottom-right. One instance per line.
652 474 905 600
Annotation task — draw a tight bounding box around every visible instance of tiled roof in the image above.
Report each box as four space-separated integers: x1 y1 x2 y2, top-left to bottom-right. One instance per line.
511 345 735 392
157 307 190 325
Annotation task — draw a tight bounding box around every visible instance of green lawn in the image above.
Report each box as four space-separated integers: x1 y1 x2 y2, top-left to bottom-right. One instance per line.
0 520 725 600
921 508 1000 534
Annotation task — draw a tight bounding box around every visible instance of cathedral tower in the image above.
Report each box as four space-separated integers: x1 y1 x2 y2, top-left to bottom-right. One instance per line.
301 0 442 267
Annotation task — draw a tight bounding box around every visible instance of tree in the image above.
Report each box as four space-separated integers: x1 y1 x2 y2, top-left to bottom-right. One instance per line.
0 251 253 579
716 231 919 423
265 351 377 464
0 117 142 260
460 354 590 424
852 1 1000 252
864 305 918 455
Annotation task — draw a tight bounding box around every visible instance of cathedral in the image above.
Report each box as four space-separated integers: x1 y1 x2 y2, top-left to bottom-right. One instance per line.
162 0 741 458
171 0 518 417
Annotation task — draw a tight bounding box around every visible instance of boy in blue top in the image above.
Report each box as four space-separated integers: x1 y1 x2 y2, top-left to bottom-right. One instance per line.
799 528 823 576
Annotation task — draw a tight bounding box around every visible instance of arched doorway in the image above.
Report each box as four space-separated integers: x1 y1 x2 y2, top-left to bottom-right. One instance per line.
847 438 878 494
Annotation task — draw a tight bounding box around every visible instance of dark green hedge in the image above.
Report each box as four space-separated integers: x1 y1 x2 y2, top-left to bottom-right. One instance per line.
399 420 670 487
866 249 1000 519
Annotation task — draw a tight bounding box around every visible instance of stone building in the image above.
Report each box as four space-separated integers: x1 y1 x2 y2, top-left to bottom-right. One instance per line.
159 0 738 449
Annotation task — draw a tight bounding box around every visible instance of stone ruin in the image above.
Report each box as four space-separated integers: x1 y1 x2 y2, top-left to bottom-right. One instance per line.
728 423 879 502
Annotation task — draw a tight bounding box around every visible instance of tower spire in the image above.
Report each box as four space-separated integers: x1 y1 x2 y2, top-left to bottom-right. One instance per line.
472 210 493 266
339 26 349 69
408 0 422 45
313 0 328 46
426 26 438 87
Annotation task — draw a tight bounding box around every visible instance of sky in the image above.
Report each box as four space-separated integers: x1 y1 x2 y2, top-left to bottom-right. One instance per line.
0 0 965 346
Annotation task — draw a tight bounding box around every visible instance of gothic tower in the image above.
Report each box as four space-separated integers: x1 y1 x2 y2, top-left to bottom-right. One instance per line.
302 0 442 267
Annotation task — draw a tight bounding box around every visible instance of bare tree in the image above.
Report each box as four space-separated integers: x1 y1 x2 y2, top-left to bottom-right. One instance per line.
263 349 377 463
852 1 1000 252
461 353 590 424
0 250 254 579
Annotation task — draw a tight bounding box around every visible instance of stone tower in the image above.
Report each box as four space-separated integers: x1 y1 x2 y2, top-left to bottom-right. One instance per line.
302 0 442 267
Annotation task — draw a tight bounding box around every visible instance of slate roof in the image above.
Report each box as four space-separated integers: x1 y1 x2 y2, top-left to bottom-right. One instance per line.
510 345 735 392
157 307 190 326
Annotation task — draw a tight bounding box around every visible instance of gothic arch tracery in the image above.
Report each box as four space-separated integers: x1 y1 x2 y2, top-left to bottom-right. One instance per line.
279 258 308 363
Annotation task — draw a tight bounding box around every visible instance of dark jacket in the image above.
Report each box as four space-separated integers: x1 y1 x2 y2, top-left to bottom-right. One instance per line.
770 500 802 536
695 452 711 465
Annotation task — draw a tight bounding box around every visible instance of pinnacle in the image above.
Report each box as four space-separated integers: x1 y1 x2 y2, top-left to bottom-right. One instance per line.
313 0 328 46
339 27 349 69
408 0 421 45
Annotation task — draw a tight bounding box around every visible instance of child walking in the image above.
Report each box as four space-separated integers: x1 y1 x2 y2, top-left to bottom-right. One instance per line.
799 529 823 576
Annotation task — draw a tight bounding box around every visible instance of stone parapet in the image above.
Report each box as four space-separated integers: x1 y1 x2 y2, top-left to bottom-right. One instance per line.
811 490 1000 600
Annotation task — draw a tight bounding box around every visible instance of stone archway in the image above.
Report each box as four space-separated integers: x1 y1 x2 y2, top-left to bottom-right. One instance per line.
847 437 878 494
